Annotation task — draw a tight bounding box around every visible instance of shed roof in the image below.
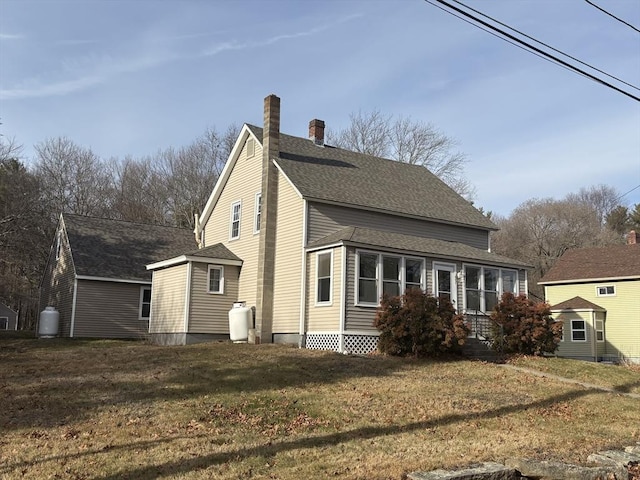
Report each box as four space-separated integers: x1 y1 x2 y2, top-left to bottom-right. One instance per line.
247 125 496 231
64 214 196 282
308 226 530 268
539 244 640 284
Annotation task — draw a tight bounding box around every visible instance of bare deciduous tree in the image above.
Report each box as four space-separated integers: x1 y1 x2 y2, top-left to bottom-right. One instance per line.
327 109 474 198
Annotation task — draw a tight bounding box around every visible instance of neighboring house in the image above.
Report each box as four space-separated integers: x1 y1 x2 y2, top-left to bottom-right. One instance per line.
0 303 18 330
39 214 196 338
539 232 640 363
147 94 529 352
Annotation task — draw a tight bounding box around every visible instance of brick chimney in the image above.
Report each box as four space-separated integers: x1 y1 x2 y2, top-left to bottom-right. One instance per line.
309 119 325 146
628 230 638 245
254 94 280 344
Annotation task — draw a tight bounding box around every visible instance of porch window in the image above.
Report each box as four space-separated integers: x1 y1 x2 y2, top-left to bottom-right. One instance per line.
596 285 615 297
595 319 604 342
316 251 332 304
208 265 224 294
139 287 151 320
463 266 519 313
254 193 262 233
356 251 425 306
571 319 586 342
230 201 241 240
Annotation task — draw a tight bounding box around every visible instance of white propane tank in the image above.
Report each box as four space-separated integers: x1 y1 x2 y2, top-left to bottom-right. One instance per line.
38 306 60 338
228 301 252 343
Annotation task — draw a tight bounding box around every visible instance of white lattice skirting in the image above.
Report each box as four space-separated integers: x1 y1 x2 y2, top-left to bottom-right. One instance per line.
305 333 379 355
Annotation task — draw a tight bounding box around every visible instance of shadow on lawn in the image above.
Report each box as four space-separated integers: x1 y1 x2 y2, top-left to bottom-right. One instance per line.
1 340 414 431
10 380 638 480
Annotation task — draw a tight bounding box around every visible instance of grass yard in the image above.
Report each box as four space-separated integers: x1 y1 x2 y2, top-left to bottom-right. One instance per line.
1 338 639 480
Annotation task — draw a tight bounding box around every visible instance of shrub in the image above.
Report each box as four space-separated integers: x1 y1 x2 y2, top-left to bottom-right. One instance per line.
374 289 469 357
490 293 562 355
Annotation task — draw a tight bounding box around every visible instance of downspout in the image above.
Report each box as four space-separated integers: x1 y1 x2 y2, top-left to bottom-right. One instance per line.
184 262 193 337
298 199 308 348
592 310 597 363
70 278 78 338
339 245 347 353
148 271 154 334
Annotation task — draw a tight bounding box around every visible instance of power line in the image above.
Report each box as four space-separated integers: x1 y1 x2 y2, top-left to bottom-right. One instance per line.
451 0 639 92
585 0 640 34
424 0 640 102
615 184 640 203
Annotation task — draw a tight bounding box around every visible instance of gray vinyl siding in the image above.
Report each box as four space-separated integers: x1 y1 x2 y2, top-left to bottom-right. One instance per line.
39 224 75 337
149 264 188 333
307 202 489 250
0 305 17 330
73 280 149 338
345 248 378 332
188 262 240 333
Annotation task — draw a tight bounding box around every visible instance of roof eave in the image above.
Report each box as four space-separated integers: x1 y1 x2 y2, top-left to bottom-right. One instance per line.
539 275 640 285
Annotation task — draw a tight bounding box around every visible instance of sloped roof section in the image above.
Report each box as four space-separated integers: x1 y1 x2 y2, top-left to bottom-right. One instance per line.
550 296 605 311
540 244 640 284
308 226 530 268
64 214 196 282
247 125 496 231
186 243 241 261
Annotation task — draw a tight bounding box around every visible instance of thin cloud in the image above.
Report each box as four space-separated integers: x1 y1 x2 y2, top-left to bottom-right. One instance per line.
0 32 24 40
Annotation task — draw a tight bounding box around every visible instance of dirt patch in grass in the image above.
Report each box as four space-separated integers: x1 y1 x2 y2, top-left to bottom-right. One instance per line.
1 339 638 479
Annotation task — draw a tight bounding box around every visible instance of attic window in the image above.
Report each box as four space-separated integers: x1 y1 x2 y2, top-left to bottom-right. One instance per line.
596 285 615 297
55 231 62 260
247 138 255 158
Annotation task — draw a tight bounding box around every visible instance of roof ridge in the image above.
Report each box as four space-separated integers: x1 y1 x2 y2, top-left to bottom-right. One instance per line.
64 213 192 231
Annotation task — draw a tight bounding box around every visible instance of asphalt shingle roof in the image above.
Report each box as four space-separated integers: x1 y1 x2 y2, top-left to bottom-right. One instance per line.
308 226 530 268
184 243 242 262
64 214 197 282
550 296 605 311
247 125 496 230
539 244 640 284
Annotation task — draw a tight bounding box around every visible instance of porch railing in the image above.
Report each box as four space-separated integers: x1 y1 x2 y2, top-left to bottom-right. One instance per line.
468 310 504 353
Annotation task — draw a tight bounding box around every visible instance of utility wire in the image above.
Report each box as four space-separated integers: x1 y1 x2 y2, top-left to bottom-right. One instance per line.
614 184 640 203
425 0 640 102
451 0 639 92
585 0 640 34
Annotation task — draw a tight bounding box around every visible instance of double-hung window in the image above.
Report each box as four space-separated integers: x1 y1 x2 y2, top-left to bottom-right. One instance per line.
595 319 604 342
139 287 152 320
596 285 615 297
254 193 262 234
356 251 425 306
571 319 586 342
464 265 519 313
316 251 332 304
208 266 224 294
230 201 241 240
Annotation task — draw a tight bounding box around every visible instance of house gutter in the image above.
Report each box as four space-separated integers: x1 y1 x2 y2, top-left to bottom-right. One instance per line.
70 278 78 338
298 199 308 347
183 262 193 334
339 245 347 353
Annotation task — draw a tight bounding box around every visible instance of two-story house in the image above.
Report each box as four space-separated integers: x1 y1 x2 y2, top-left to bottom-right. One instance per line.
146 95 529 353
539 232 640 363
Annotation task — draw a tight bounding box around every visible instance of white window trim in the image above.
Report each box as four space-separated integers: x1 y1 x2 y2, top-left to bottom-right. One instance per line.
254 192 262 234
570 319 587 342
139 286 152 320
229 200 241 240
595 319 605 343
315 250 333 306
462 264 520 313
355 250 426 307
432 262 457 308
596 285 615 297
0 316 8 330
207 265 224 294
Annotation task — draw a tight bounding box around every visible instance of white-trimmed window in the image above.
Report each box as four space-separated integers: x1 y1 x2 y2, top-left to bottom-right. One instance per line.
463 265 519 313
230 201 241 240
356 251 425 306
139 287 151 320
596 285 615 297
254 193 262 234
0 317 8 330
208 265 224 294
595 319 604 342
571 319 587 342
316 251 333 305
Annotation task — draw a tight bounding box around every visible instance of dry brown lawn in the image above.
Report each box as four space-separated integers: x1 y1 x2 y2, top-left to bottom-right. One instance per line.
1 337 639 479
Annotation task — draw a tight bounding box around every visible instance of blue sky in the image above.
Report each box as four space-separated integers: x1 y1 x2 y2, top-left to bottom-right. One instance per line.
1 0 639 216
